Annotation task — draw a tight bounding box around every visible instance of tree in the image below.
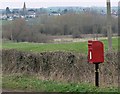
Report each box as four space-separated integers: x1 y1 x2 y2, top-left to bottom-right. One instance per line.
63 9 68 14
6 7 11 16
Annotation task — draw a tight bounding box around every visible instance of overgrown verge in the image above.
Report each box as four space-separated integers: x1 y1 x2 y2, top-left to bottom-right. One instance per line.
2 74 119 92
2 49 119 87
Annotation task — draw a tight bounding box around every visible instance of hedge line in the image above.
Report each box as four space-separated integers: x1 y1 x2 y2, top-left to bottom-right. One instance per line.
2 49 119 87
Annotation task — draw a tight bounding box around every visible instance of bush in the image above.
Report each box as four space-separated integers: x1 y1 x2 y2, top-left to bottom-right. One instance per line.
2 49 119 87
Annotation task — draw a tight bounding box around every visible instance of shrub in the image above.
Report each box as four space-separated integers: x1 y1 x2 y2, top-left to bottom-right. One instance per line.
2 49 119 87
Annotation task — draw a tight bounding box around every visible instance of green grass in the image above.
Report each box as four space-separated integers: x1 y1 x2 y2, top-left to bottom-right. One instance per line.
2 38 119 92
2 40 88 53
2 74 119 92
1 20 12 25
2 37 119 53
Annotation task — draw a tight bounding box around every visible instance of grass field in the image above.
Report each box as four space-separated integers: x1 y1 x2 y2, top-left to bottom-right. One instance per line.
2 74 119 92
2 37 119 53
1 20 12 25
2 37 119 92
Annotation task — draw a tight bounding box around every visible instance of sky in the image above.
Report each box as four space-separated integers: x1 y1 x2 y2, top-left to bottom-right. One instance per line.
0 0 119 9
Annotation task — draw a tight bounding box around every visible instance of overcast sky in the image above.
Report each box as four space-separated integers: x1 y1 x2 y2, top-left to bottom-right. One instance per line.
0 0 119 9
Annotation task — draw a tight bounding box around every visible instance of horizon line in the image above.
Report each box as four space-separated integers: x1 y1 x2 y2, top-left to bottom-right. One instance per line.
0 5 118 10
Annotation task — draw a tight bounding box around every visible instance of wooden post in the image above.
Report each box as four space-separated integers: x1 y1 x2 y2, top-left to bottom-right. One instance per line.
107 0 112 51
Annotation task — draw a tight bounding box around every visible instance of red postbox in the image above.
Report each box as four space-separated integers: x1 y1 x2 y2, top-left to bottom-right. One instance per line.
88 40 104 64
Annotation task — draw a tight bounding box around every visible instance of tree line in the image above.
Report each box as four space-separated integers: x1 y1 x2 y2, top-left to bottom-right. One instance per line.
2 13 118 43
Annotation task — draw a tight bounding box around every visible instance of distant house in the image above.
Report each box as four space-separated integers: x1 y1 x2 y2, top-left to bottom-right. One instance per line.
1 15 7 20
49 11 60 16
27 9 36 18
28 9 35 13
12 9 19 14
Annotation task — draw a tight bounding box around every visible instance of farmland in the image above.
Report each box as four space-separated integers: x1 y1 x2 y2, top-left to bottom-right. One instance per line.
2 37 120 92
1 3 119 92
2 37 119 54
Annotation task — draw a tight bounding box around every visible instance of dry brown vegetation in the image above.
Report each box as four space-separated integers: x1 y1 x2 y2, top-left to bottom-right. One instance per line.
2 49 119 87
2 13 118 43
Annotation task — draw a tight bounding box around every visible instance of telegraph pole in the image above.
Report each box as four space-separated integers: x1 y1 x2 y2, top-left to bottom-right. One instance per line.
107 0 112 51
119 2 120 36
